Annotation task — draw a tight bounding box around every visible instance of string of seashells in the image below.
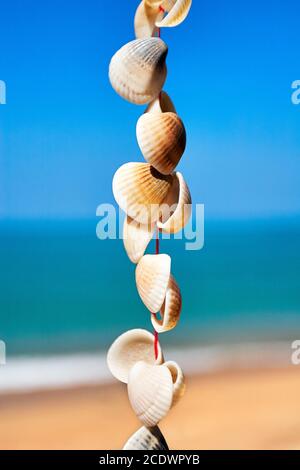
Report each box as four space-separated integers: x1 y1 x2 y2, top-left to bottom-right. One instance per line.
107 0 192 450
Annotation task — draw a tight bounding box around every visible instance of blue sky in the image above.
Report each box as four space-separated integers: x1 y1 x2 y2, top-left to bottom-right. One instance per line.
0 0 299 219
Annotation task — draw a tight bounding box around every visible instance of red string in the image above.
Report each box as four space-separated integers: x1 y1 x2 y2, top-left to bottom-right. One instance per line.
157 6 165 38
152 5 165 359
153 228 160 359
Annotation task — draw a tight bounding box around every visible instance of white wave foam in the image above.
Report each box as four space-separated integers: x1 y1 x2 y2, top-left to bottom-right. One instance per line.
0 342 292 395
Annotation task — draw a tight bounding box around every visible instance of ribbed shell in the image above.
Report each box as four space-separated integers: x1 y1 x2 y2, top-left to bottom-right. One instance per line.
156 0 192 28
123 426 169 450
136 112 186 175
165 361 186 406
128 361 173 427
151 275 182 333
107 329 163 384
109 38 168 104
112 162 173 224
134 1 164 39
136 254 171 313
123 216 155 264
158 172 191 233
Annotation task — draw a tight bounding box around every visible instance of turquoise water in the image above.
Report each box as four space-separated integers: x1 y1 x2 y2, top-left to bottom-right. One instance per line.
0 218 300 356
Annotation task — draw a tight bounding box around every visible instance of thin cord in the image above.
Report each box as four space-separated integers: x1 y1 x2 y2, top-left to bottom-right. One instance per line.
153 228 160 359
157 6 165 38
152 5 165 360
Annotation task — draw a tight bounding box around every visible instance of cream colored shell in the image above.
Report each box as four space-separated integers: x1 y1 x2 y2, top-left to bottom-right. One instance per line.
128 361 173 427
136 111 186 175
146 91 176 114
123 425 169 450
134 1 164 39
164 360 186 406
151 274 182 333
107 329 163 383
158 171 191 233
156 0 192 28
109 38 168 105
136 254 171 313
112 162 173 225
123 216 155 264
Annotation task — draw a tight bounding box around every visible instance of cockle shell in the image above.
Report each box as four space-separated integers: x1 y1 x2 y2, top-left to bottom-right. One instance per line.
128 361 173 427
123 216 155 264
151 275 182 333
157 172 191 233
136 254 171 313
156 0 192 28
109 38 168 105
123 426 169 450
146 91 176 114
107 329 163 383
136 111 186 175
165 361 186 406
112 162 173 224
134 1 164 39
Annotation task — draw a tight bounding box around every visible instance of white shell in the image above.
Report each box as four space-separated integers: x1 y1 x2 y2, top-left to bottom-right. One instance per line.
151 275 182 333
164 361 186 406
107 329 163 383
134 1 164 39
156 0 192 28
136 254 171 313
112 162 173 225
128 361 173 427
123 426 169 450
123 216 155 264
146 91 176 114
109 38 168 105
136 111 186 175
158 172 191 233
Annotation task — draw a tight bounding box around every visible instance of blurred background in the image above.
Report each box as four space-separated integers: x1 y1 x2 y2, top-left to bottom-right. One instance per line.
0 0 299 450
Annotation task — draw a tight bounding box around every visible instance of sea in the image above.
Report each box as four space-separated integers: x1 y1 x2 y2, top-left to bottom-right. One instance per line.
0 217 299 393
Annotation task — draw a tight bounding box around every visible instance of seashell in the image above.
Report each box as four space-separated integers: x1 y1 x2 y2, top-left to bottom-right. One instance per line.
123 425 169 450
145 0 165 7
107 329 163 383
134 1 164 39
164 360 186 406
146 91 176 114
151 275 182 333
136 254 171 313
123 216 155 264
156 0 192 28
112 162 173 224
128 361 173 427
136 111 186 175
157 172 191 233
109 38 168 105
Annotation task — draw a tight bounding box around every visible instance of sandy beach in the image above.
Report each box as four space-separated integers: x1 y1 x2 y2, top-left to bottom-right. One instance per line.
0 366 300 450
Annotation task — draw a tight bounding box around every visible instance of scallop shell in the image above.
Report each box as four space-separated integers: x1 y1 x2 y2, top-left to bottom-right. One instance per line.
156 0 192 28
123 216 155 264
123 426 169 450
136 111 186 175
165 361 186 406
146 91 176 114
112 162 173 224
109 38 168 105
134 1 164 39
151 275 182 333
157 172 191 233
128 361 173 427
107 329 163 384
136 254 171 313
